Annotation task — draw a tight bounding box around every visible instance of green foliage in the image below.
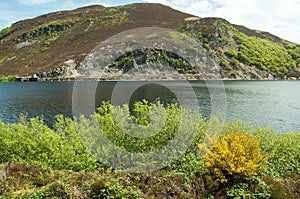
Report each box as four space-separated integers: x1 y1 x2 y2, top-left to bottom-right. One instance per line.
286 44 300 59
234 33 296 74
0 100 300 198
230 58 239 66
237 52 251 64
0 74 15 82
77 100 201 171
226 177 270 199
220 58 229 67
35 20 65 32
18 20 73 44
90 177 142 199
0 115 97 171
257 130 300 177
86 7 129 26
225 48 238 58
229 70 238 78
286 44 300 66
0 26 14 40
7 75 16 82
184 18 298 76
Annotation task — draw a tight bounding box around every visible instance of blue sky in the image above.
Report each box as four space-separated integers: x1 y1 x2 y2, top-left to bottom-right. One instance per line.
1 0 300 44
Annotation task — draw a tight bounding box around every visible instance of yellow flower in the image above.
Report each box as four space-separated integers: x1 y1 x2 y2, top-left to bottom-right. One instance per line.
199 133 267 183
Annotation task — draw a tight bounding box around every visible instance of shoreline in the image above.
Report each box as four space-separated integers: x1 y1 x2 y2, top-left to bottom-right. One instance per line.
13 77 300 82
2 79 300 83
1 73 300 82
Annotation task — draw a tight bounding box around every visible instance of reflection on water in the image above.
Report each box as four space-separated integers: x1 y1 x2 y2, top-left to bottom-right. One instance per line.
0 81 299 132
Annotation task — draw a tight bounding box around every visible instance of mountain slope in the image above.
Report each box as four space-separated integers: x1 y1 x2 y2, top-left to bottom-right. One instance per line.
0 3 299 80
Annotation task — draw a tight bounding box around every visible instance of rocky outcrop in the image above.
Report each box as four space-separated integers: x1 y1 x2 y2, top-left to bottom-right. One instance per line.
18 24 72 42
284 69 300 80
1 3 299 80
33 49 283 81
34 59 79 80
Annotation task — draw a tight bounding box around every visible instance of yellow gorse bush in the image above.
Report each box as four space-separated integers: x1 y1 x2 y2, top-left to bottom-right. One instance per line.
198 133 267 183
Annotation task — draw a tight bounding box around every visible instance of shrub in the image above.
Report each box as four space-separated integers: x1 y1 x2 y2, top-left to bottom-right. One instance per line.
0 74 15 82
230 57 239 66
7 75 15 82
76 100 200 171
257 130 300 177
0 26 14 40
229 69 238 78
226 176 270 199
225 48 238 58
199 133 267 183
90 177 142 199
220 59 229 67
234 33 296 74
0 115 97 171
237 52 251 64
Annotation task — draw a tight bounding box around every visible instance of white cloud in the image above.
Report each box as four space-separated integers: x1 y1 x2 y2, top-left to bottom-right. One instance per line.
0 3 25 28
144 0 300 44
16 0 58 5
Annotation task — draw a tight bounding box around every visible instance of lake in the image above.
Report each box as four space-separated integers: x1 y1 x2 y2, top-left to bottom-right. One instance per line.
0 81 299 133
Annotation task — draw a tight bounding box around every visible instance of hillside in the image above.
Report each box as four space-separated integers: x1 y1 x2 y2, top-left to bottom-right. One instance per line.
0 3 299 80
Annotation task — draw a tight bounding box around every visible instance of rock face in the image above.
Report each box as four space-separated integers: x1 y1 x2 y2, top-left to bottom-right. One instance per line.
33 48 281 81
285 69 300 80
0 3 299 80
35 59 79 80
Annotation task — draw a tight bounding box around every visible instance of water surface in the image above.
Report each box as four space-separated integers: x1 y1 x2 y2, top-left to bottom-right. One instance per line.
0 81 299 132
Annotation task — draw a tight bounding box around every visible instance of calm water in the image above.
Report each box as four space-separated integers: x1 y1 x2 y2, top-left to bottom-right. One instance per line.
0 81 299 133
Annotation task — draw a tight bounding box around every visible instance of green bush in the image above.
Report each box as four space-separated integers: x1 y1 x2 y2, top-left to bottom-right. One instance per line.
0 100 300 198
226 177 270 199
225 48 238 58
286 44 300 59
0 26 14 40
220 58 229 67
0 74 15 82
257 130 300 177
0 115 97 171
234 33 296 74
230 57 239 66
76 100 201 172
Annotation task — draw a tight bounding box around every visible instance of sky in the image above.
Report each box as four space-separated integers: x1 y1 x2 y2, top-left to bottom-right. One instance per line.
0 0 299 44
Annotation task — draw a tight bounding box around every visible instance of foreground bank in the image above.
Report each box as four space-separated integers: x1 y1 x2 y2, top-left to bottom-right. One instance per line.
0 101 299 198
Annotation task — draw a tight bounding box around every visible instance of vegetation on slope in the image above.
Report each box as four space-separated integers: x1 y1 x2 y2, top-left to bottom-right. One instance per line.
233 32 296 74
286 44 300 67
0 3 299 79
184 18 299 78
0 25 14 40
0 100 299 198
